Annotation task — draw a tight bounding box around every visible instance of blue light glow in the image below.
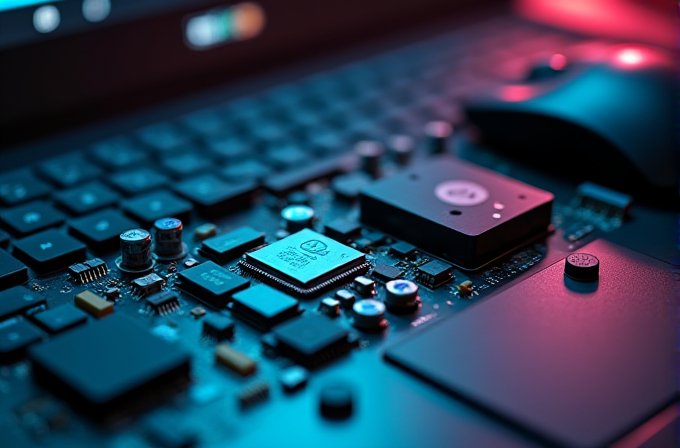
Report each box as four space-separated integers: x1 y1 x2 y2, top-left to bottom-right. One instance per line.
0 0 62 12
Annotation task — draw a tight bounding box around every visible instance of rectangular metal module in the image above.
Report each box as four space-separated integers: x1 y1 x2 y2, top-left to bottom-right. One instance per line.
359 155 554 270
239 228 370 297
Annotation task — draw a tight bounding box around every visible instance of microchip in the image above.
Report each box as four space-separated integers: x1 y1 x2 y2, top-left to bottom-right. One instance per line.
267 313 355 369
237 379 269 408
178 260 249 308
324 219 362 243
202 314 234 341
418 260 454 288
0 286 46 322
132 273 165 298
390 242 417 258
372 264 404 282
200 226 265 264
145 291 180 316
239 229 370 297
32 304 88 334
228 284 302 331
69 258 108 284
28 314 191 419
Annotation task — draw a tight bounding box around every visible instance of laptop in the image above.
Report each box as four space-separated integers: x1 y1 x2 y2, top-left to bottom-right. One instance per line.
0 1 677 447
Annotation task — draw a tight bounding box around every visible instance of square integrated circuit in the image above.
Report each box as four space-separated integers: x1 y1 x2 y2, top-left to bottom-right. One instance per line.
239 229 370 297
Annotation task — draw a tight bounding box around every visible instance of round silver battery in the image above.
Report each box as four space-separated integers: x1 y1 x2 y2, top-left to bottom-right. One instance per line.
281 205 315 233
152 217 186 260
351 299 387 331
385 279 420 310
119 228 152 271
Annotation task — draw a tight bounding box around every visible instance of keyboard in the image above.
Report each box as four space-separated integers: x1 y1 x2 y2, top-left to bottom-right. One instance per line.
0 13 676 448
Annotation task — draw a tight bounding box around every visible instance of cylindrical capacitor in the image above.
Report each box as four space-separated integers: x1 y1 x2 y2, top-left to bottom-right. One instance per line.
281 205 315 233
152 217 185 260
351 299 387 331
424 120 453 155
387 135 415 166
354 140 384 178
119 228 152 271
564 253 599 282
385 279 420 311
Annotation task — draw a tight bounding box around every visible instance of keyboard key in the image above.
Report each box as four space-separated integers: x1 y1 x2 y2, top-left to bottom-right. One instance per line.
54 181 120 215
180 108 225 134
0 170 52 206
68 208 139 253
121 191 193 226
174 174 257 217
108 168 169 196
266 145 311 170
160 151 214 179
0 317 44 364
0 251 28 291
13 229 87 274
263 155 355 196
37 154 104 188
0 229 9 249
90 136 149 170
0 201 66 237
0 286 47 321
220 160 272 183
137 122 192 153
32 304 88 334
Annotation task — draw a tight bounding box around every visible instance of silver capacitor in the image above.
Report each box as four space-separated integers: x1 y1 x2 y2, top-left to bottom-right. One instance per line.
351 299 387 331
385 279 420 311
152 217 186 260
118 228 153 273
281 205 315 233
354 140 384 178
424 120 453 155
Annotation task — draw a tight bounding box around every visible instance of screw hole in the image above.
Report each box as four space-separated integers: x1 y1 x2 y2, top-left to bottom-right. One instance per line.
518 194 526 200
449 210 462 216
409 174 419 181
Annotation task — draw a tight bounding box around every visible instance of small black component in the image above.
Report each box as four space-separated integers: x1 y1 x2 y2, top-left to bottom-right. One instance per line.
132 273 165 297
352 276 376 296
0 250 28 290
319 383 354 420
108 168 169 196
237 380 270 408
0 316 44 364
269 313 353 369
54 181 120 216
331 172 373 201
12 229 87 274
324 218 362 243
68 208 140 253
318 297 341 318
142 412 198 448
69 258 108 284
145 291 180 315
372 264 404 282
564 253 600 282
390 242 417 258
229 284 301 331
418 260 454 288
0 229 10 248
263 154 351 196
202 314 235 341
0 286 47 321
424 120 453 155
360 156 554 270
279 365 309 393
178 260 250 308
573 182 632 220
28 314 191 418
0 170 51 206
239 229 369 297
0 201 66 237
174 174 257 217
32 305 88 334
200 226 265 264
335 289 355 310
122 191 193 226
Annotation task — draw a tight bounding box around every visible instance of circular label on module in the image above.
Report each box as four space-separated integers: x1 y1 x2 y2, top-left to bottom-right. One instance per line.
435 180 489 206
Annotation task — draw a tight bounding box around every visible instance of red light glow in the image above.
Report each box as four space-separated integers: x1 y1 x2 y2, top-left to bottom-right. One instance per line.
615 48 643 66
549 54 567 70
499 85 536 102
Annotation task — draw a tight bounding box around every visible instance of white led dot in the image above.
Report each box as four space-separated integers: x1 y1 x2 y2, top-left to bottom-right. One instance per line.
82 0 111 23
33 5 60 34
492 213 502 219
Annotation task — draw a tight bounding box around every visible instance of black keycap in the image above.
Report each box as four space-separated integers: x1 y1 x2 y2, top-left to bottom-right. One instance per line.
121 191 193 226
37 154 104 188
0 170 52 206
32 304 88 334
263 155 355 196
204 132 252 161
68 208 139 253
108 168 169 196
137 122 192 153
0 201 66 237
0 251 28 291
220 160 272 183
90 136 149 171
13 229 87 274
180 108 225 134
54 181 120 215
266 145 311 170
0 286 47 321
0 317 44 364
174 174 257 217
160 151 214 179
0 229 9 249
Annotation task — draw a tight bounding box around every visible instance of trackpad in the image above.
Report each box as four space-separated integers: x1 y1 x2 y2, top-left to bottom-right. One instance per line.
384 239 677 448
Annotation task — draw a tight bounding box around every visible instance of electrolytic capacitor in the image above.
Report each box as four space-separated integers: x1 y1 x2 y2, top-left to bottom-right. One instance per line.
385 279 420 311
351 299 388 331
354 140 384 178
118 228 153 273
152 217 186 260
387 135 415 166
424 120 453 155
281 205 315 233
